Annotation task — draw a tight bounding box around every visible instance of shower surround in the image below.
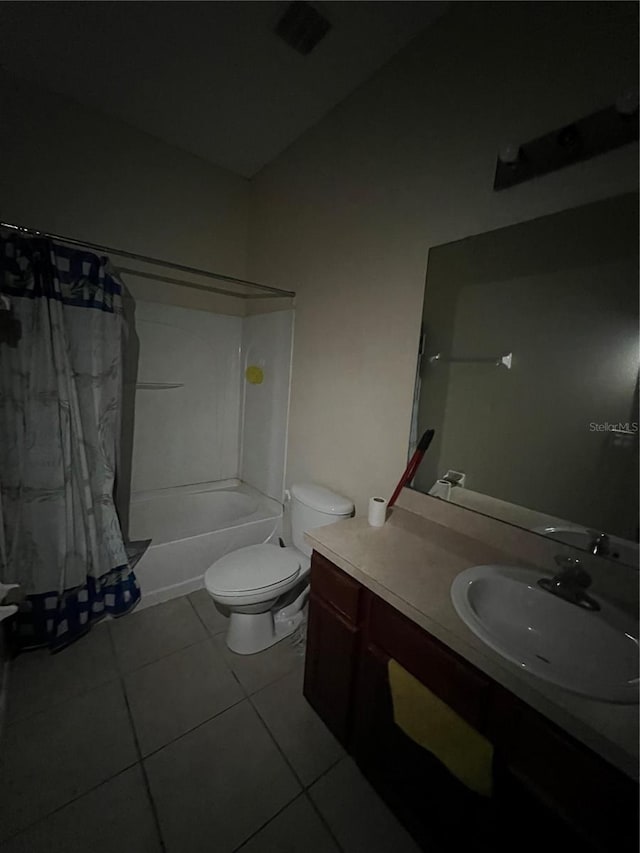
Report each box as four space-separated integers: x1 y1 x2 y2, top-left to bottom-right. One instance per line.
126 300 293 607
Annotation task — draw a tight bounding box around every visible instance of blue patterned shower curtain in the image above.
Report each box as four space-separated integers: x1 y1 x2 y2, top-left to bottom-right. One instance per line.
0 229 140 650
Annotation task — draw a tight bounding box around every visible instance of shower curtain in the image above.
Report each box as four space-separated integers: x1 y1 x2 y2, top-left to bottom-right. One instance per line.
0 229 140 650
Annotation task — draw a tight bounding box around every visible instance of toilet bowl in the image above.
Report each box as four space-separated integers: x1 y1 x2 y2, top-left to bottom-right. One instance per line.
204 483 353 654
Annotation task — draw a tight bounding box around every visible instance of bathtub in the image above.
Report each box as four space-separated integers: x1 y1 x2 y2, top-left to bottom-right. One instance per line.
128 480 283 610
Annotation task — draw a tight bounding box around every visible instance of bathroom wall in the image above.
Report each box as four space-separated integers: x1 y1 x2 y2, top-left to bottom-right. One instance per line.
130 301 243 493
3 5 638 519
248 1 639 515
0 70 250 310
0 70 296 508
240 310 294 501
0 67 294 505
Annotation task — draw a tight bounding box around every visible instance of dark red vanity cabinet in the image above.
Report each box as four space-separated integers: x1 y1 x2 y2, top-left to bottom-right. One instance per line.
303 552 363 743
303 551 638 853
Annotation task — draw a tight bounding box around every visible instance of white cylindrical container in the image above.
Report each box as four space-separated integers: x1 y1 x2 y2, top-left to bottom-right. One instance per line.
368 496 387 527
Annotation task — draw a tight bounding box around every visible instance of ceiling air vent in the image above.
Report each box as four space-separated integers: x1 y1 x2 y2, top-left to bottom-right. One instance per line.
275 1 331 55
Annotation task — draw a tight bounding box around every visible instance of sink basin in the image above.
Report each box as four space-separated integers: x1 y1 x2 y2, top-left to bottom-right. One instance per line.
451 565 639 703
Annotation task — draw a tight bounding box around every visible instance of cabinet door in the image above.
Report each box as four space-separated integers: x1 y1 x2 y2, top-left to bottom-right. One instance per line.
304 592 359 745
310 552 361 622
502 702 638 853
368 595 491 732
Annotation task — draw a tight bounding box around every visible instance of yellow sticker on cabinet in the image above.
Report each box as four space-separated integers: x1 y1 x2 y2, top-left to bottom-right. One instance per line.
245 365 264 385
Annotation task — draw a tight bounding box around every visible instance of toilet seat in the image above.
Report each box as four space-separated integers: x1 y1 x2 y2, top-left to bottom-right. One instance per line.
205 544 301 599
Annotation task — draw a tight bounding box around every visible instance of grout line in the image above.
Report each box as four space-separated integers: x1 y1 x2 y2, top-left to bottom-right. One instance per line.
183 595 253 699
184 588 223 636
111 603 211 678
3 597 237 849
229 668 250 698
304 757 350 853
4 673 120 729
235 646 307 699
246 661 347 853
140 695 247 761
7 601 211 729
0 761 140 846
5 627 120 728
229 792 308 852
304 789 347 853
6 594 330 851
242 662 347 849
227 696 346 853
248 690 306 788
186 591 308 696
304 753 345 790
107 624 167 853
117 635 211 679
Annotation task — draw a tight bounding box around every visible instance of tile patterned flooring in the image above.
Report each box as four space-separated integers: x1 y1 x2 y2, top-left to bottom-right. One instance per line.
0 591 420 853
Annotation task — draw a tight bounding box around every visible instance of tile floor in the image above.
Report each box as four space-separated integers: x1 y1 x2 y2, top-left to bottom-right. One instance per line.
0 590 420 853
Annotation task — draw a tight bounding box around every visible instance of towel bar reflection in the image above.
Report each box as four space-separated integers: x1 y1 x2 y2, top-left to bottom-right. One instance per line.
428 352 513 369
135 382 184 389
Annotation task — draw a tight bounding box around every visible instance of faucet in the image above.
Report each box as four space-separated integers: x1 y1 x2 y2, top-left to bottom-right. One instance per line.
587 531 610 556
538 555 600 611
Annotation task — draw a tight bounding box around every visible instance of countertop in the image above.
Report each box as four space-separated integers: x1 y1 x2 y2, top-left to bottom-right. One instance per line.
305 502 639 780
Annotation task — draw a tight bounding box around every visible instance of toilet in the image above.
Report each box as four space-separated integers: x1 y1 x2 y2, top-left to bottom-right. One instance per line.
204 483 353 654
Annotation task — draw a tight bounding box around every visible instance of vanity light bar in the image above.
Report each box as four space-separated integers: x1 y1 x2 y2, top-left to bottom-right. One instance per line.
493 96 639 191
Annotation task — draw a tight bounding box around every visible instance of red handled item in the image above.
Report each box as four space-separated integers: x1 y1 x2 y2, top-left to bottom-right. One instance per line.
387 429 435 509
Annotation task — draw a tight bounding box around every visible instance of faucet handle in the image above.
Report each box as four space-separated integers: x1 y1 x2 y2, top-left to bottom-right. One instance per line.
553 554 591 588
587 530 610 555
587 529 608 539
554 554 582 570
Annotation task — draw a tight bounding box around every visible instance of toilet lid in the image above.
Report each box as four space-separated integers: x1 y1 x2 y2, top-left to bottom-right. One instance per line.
205 544 301 595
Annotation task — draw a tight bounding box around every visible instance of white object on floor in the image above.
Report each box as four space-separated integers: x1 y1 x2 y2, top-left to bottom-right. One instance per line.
205 482 353 654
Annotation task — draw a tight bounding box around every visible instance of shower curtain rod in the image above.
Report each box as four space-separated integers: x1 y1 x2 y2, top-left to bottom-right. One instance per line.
0 220 296 300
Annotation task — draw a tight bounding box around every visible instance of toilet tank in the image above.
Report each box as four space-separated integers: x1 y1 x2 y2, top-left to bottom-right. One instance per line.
290 483 354 556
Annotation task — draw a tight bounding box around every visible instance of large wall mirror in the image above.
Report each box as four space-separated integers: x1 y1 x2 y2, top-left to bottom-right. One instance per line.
411 193 639 568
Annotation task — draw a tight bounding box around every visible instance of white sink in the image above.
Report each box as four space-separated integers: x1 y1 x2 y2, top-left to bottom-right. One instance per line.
451 565 639 703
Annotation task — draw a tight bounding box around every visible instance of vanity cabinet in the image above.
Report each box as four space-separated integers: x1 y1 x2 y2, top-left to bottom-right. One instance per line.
304 551 638 853
303 553 363 742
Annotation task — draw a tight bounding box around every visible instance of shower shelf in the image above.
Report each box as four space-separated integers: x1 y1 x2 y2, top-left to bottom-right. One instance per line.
135 382 184 390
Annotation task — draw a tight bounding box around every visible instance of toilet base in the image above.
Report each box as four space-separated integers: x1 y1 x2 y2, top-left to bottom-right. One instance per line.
226 611 275 655
225 585 308 655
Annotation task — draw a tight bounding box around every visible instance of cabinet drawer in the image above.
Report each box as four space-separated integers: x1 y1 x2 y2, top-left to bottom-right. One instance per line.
310 551 361 624
368 596 490 732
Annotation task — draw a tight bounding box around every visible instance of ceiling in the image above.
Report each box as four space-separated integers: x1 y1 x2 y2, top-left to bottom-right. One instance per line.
0 1 446 178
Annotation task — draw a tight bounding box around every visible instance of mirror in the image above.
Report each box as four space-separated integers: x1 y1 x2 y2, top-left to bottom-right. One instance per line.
411 193 639 568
